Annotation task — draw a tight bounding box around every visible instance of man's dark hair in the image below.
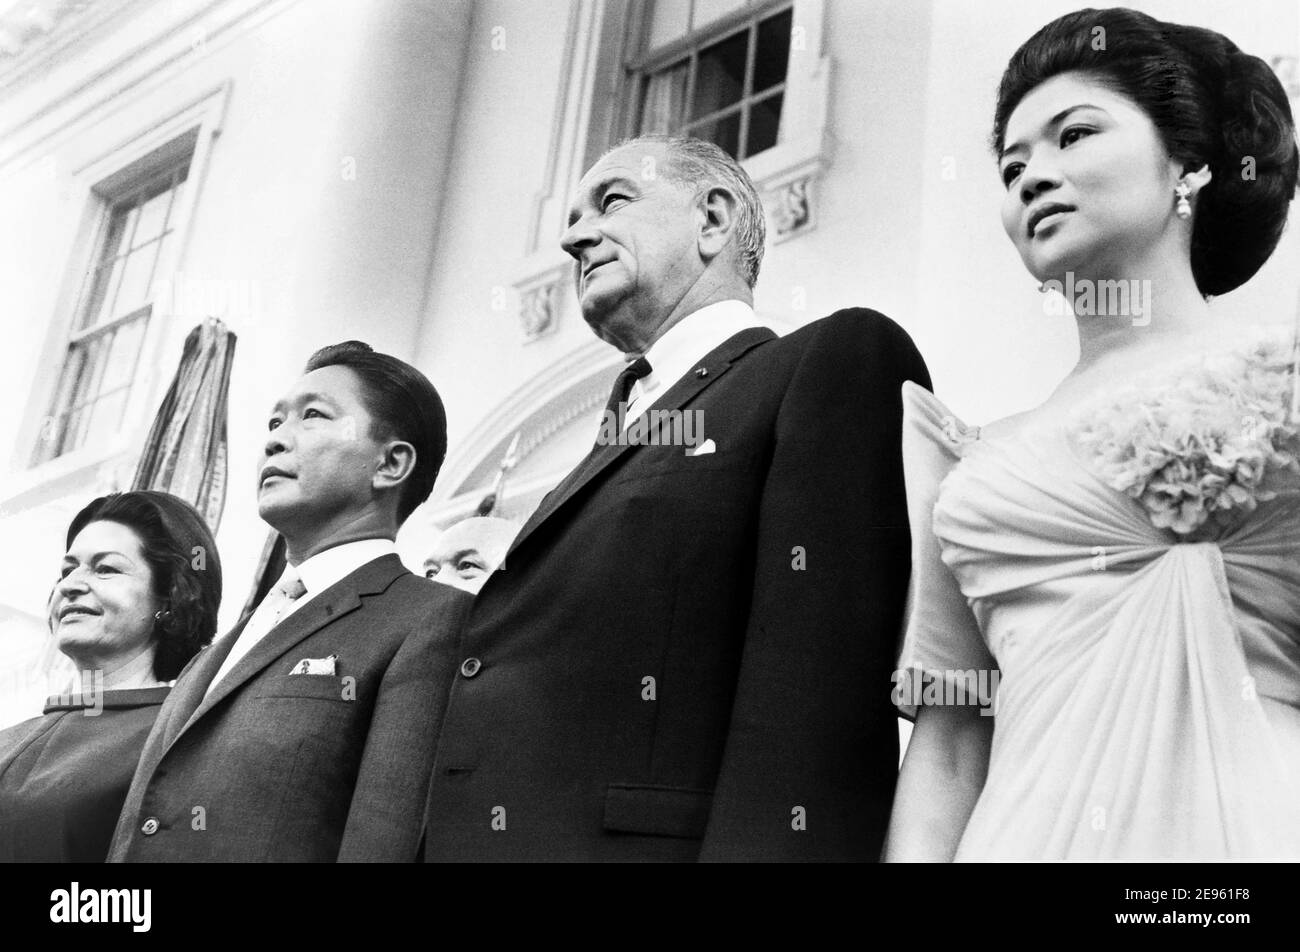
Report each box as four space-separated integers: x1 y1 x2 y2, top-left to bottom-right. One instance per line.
305 341 448 524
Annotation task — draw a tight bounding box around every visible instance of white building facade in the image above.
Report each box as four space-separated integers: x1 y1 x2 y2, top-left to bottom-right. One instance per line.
0 0 1296 724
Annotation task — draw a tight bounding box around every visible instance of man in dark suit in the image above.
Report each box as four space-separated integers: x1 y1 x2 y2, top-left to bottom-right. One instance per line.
110 342 471 862
422 135 931 861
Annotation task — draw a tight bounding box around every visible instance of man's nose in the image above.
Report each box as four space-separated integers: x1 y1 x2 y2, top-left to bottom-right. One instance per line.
560 215 599 259
264 426 289 459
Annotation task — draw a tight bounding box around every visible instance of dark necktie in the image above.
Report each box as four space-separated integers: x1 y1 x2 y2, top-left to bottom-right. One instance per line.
532 355 653 518
602 356 652 424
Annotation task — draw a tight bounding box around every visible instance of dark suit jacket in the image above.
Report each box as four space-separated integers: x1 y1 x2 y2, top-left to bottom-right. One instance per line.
422 308 932 861
109 554 472 862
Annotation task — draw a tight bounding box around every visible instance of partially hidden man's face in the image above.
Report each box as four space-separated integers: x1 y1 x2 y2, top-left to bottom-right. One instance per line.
560 142 704 351
423 517 519 595
258 365 388 533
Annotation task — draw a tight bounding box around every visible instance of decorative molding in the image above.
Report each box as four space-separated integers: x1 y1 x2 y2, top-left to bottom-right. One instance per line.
412 344 619 533
432 336 616 500
748 129 831 241
0 0 71 56
770 175 810 237
515 258 570 343
519 282 559 341
508 386 606 470
0 0 283 168
456 367 608 495
0 0 130 68
421 384 606 532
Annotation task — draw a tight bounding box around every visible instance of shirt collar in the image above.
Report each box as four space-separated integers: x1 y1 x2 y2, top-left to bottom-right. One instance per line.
292 538 397 597
638 299 762 391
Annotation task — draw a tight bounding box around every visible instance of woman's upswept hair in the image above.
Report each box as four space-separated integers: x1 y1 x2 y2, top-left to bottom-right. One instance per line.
993 7 1298 296
66 491 222 680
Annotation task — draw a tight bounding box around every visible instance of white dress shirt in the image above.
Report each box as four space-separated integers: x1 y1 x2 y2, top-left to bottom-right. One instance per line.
205 538 397 695
622 299 765 430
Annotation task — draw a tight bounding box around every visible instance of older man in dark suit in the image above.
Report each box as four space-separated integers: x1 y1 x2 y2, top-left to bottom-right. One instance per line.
421 135 932 861
109 342 471 862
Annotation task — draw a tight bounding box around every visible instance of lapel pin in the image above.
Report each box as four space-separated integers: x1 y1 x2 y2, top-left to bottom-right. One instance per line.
695 367 708 378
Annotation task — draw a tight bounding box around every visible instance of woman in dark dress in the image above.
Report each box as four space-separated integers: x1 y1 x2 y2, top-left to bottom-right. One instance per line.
0 491 221 862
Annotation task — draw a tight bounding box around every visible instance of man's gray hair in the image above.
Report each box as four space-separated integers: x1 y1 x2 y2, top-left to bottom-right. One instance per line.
605 134 766 288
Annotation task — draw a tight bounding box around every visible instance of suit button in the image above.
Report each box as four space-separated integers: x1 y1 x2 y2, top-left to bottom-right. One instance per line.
460 657 482 678
141 817 159 836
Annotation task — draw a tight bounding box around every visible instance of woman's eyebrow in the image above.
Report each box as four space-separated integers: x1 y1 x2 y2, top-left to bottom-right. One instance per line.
62 550 129 563
1002 103 1107 159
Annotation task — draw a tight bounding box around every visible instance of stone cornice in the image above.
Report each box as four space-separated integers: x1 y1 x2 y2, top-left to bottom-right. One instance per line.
0 0 142 89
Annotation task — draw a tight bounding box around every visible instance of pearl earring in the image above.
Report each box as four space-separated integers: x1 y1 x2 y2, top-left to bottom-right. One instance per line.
1175 181 1192 219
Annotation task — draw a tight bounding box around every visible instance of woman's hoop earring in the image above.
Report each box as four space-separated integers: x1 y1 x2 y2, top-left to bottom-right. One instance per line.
1175 181 1192 220
154 609 171 622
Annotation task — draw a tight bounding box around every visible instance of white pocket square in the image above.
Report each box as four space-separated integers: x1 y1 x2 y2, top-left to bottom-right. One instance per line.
685 438 716 457
289 655 337 676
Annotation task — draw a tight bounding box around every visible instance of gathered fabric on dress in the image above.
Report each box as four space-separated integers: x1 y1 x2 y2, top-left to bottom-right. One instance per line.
897 329 1300 860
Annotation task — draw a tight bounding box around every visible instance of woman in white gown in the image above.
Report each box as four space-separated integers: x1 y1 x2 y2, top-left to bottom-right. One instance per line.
886 8 1300 861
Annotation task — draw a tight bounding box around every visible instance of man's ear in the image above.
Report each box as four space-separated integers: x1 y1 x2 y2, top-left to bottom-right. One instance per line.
374 440 417 493
697 185 739 264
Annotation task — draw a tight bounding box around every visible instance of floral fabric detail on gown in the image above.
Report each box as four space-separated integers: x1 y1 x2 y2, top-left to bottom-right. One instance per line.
1071 335 1300 537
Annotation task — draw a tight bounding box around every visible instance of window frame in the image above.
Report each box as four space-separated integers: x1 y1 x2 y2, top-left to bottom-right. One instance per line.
33 153 192 466
623 0 794 160
9 81 229 490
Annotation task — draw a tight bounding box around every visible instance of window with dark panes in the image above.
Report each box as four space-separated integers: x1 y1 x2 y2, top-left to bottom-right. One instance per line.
33 155 191 465
633 1 793 160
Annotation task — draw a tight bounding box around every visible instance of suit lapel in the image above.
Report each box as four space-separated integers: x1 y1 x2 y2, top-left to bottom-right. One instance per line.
509 326 775 555
159 628 242 747
164 554 406 750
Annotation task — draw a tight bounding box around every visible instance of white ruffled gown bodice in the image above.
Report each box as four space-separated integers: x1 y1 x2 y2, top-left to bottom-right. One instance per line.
899 330 1300 860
